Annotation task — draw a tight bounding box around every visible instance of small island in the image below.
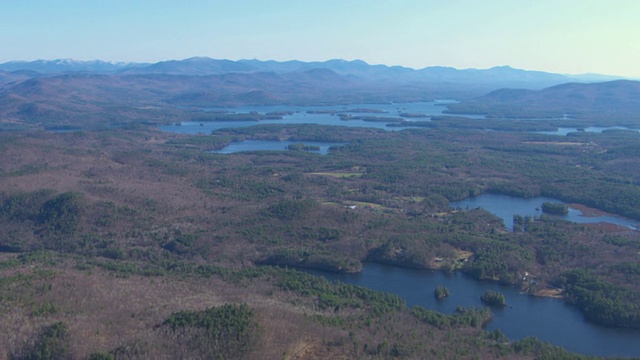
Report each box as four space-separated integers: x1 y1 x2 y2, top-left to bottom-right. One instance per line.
434 285 450 300
480 290 506 307
307 110 338 115
287 143 321 151
266 111 294 116
399 112 429 118
541 202 569 215
340 108 388 114
339 115 405 122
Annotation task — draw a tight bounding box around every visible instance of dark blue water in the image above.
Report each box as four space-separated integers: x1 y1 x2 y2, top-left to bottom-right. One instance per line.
450 193 639 231
308 263 640 358
209 140 344 155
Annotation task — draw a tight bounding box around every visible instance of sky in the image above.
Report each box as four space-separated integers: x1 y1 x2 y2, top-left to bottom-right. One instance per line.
1 0 639 77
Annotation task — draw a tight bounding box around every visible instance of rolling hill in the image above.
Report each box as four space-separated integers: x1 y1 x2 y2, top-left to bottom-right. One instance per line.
447 80 640 121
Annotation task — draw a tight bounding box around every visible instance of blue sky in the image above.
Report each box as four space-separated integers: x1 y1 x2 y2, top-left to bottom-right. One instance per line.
1 0 639 76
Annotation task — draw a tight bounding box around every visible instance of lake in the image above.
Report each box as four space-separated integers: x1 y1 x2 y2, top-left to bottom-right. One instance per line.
160 103 640 138
450 193 639 231
307 262 640 358
160 101 484 134
209 140 344 154
537 126 640 136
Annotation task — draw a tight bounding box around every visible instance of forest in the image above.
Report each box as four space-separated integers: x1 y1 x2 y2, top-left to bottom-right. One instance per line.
1 115 640 358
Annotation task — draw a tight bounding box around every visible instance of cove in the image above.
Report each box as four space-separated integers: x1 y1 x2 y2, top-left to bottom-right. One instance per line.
306 262 640 357
208 140 345 154
449 193 639 231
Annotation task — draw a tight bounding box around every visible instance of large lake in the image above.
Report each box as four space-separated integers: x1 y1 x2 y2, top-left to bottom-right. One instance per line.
160 101 482 134
159 102 640 137
450 193 639 231
308 262 640 358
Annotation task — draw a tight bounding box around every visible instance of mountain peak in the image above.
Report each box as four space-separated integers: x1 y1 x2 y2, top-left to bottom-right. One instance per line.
489 65 514 70
183 56 214 61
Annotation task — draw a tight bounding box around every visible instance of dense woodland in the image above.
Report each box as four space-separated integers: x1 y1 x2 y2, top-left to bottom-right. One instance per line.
1 111 640 358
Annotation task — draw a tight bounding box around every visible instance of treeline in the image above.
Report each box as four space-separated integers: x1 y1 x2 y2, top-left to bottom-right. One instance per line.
541 182 640 221
511 337 599 360
276 268 405 315
265 198 318 220
0 190 85 252
557 269 640 328
161 303 259 359
257 247 362 273
411 305 491 329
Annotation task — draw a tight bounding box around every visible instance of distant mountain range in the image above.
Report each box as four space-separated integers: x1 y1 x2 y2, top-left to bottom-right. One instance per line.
0 59 145 74
0 57 623 86
0 57 637 129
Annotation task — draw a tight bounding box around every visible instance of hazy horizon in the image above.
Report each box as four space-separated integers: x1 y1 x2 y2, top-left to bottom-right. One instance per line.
1 57 635 80
2 0 639 77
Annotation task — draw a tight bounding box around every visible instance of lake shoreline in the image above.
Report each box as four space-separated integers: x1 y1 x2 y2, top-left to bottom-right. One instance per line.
569 203 613 217
306 262 640 358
